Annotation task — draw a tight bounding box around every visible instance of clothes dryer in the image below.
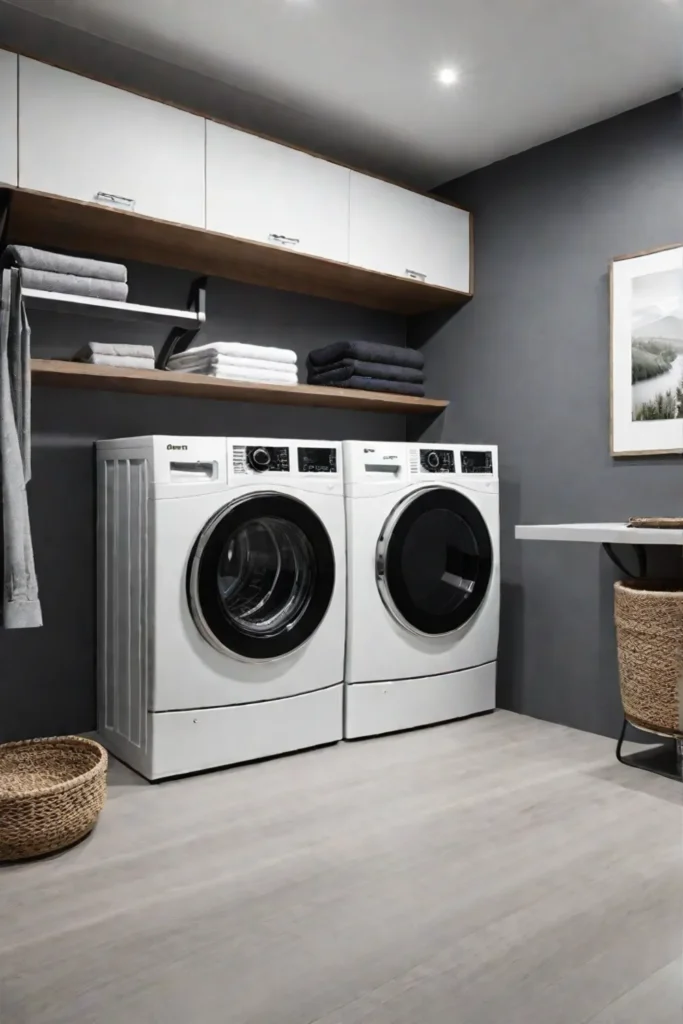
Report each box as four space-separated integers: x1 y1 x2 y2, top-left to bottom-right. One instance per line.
343 441 499 738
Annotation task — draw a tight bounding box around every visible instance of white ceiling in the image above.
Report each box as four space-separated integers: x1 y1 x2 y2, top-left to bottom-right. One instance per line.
5 0 683 187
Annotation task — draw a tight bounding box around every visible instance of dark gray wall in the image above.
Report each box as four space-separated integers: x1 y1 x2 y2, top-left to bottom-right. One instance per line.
0 263 407 741
413 94 683 739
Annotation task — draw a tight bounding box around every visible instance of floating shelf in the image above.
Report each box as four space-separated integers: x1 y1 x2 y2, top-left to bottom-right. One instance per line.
515 523 683 545
22 287 205 326
8 187 471 316
31 360 448 416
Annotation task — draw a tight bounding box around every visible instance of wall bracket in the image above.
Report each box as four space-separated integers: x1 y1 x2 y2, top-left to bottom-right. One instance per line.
156 276 207 369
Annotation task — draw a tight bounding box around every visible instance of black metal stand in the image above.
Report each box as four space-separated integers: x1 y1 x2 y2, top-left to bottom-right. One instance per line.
603 541 683 782
156 276 207 369
616 718 682 782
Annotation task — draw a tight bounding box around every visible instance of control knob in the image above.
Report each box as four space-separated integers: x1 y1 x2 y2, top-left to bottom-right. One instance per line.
248 447 271 472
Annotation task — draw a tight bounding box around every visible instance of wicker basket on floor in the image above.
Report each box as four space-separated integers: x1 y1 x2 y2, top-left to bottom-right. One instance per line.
614 580 683 737
0 736 107 861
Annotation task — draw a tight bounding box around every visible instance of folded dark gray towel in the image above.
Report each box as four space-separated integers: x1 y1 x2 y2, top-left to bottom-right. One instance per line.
4 245 127 284
307 358 424 385
312 375 425 397
307 341 424 370
19 269 128 302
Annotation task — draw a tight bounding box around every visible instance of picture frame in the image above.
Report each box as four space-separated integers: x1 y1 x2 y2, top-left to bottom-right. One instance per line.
610 244 683 456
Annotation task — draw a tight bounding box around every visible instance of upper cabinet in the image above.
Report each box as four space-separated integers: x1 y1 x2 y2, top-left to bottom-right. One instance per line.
5 51 473 312
18 58 205 228
206 121 350 263
0 50 18 187
349 172 471 294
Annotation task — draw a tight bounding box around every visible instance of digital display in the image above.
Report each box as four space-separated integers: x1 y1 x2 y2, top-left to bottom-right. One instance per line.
420 449 455 473
461 450 493 474
298 447 337 473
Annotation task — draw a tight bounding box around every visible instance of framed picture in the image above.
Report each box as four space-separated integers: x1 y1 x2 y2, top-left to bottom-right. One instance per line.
611 244 683 456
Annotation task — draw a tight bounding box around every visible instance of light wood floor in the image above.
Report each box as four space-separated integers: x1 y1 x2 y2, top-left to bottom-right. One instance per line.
0 711 681 1024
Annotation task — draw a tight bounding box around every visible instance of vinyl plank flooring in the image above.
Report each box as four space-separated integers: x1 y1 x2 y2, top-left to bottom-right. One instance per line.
0 711 680 1024
586 961 682 1024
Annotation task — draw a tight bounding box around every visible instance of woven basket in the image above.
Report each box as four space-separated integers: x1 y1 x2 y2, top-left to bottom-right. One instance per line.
614 580 683 737
0 736 107 861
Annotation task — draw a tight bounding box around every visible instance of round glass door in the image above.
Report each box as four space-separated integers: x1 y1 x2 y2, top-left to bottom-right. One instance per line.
377 487 493 636
188 494 335 660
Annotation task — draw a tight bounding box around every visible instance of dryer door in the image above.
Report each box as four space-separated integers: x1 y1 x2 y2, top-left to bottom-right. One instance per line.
376 486 492 636
188 493 335 660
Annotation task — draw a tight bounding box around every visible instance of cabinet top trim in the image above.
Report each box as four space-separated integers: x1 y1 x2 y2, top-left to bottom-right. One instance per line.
5 45 469 216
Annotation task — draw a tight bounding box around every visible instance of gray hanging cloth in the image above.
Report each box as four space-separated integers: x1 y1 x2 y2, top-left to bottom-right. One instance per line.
0 267 42 628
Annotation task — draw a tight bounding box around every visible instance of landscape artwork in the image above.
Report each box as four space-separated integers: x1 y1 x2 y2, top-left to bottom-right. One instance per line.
611 246 683 456
630 267 683 422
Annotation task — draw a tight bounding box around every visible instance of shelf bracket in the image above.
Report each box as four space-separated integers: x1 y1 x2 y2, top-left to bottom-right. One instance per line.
602 542 647 579
156 276 207 370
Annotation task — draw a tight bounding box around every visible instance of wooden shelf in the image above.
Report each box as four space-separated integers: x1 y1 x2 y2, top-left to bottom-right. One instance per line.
22 287 205 325
8 188 471 316
31 359 448 416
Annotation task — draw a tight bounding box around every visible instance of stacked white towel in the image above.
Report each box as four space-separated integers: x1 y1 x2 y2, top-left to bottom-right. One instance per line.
166 342 298 385
74 343 156 369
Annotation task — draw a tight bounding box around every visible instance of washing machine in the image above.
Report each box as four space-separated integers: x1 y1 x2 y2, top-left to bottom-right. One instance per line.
95 436 345 779
343 441 499 738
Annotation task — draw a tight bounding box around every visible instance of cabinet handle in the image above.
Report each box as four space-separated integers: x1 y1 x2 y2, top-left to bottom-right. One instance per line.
405 268 427 282
268 233 300 247
94 191 136 211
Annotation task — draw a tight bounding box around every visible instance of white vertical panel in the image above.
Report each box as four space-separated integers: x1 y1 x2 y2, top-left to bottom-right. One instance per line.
19 57 205 227
349 171 471 292
97 456 149 751
0 50 18 187
206 120 350 262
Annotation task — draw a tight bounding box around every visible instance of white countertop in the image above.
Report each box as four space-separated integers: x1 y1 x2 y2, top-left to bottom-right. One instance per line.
515 522 683 545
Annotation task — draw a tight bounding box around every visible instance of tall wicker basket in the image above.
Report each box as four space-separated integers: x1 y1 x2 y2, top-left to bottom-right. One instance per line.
614 580 683 737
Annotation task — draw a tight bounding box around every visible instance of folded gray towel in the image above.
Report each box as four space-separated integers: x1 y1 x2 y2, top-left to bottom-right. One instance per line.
307 341 424 370
79 355 156 369
307 358 424 385
20 269 129 302
5 245 127 284
74 343 155 360
312 375 425 397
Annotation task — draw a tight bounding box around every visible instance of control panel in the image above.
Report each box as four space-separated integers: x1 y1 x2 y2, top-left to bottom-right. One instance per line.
461 450 493 474
298 447 338 473
420 449 456 474
245 445 290 473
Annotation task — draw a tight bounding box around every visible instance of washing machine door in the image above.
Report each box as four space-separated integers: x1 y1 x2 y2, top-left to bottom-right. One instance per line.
376 486 492 636
188 493 335 660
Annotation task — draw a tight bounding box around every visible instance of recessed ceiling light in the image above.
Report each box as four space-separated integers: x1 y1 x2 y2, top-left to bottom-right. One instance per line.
437 67 459 86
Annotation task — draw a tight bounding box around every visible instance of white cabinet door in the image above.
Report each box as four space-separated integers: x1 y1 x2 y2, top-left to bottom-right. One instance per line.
18 58 205 228
0 50 17 187
349 172 471 293
206 121 350 263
